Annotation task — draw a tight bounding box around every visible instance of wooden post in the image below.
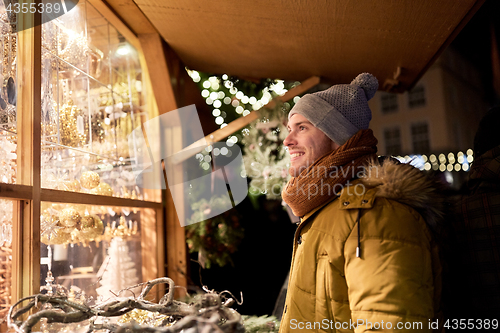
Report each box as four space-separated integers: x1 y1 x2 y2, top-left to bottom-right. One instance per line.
16 2 42 301
138 33 188 292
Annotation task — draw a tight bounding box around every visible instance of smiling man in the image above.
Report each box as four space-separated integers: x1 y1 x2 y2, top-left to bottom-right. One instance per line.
280 74 443 332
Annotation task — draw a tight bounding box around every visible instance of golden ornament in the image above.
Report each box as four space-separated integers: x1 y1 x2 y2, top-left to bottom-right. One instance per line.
59 225 77 234
58 179 81 192
119 309 171 327
90 216 104 238
41 228 70 245
80 215 96 234
80 171 100 189
90 182 113 196
58 100 86 147
60 207 81 228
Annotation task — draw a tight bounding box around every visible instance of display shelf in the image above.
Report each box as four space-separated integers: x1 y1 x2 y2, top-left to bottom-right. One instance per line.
39 201 157 301
39 0 149 205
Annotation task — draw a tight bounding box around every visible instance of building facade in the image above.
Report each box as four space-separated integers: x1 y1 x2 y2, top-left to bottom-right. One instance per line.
369 47 489 187
370 47 488 157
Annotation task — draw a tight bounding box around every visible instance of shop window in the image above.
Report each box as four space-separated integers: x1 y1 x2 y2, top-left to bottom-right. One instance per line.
0 0 162 318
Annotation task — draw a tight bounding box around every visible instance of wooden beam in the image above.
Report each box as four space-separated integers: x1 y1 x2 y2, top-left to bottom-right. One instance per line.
164 127 187 298
138 32 187 289
399 0 486 92
140 206 159 300
0 184 163 208
87 0 142 52
138 33 180 116
172 76 321 164
0 184 33 201
9 200 22 330
17 2 42 300
40 189 162 209
102 0 157 35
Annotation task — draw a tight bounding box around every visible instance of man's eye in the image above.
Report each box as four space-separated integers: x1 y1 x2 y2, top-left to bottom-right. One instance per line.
299 126 306 130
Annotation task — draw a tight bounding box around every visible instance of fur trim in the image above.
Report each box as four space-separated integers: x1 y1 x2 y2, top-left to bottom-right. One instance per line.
360 158 444 230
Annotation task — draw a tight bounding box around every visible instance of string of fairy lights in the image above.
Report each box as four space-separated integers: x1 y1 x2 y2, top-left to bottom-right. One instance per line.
186 69 296 170
187 69 473 174
395 149 473 172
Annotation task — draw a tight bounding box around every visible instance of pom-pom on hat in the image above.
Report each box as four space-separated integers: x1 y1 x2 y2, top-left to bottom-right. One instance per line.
288 73 378 145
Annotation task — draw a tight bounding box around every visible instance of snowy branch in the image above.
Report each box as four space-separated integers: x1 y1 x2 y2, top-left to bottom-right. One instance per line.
7 277 244 333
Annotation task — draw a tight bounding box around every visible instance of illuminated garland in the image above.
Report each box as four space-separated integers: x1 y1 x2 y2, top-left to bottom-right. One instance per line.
241 103 290 200
396 149 473 172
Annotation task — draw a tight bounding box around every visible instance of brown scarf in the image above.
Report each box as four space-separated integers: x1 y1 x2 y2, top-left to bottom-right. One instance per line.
282 129 378 217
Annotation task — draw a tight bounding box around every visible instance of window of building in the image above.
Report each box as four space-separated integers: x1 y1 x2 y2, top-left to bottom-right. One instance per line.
384 127 402 156
408 85 426 108
411 122 430 154
380 93 398 113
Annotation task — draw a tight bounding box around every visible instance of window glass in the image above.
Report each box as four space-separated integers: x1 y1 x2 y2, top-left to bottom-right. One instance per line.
40 0 149 201
40 202 154 302
408 85 426 108
0 2 18 184
411 122 430 154
381 92 398 114
384 127 402 156
0 199 14 319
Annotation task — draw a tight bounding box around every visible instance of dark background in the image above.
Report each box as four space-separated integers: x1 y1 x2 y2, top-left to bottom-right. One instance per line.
451 0 500 106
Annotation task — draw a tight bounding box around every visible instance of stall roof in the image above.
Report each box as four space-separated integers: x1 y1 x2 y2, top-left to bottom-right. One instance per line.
104 0 484 92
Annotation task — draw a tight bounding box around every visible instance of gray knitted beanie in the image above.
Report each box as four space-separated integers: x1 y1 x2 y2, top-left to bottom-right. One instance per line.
288 73 378 145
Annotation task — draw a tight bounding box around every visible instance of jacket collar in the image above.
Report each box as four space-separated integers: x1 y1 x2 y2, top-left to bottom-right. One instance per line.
298 158 444 230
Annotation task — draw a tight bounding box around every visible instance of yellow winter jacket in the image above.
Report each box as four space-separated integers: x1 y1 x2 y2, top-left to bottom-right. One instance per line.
280 160 442 333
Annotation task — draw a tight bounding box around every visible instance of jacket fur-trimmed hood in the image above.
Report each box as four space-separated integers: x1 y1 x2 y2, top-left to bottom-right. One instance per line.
359 158 445 230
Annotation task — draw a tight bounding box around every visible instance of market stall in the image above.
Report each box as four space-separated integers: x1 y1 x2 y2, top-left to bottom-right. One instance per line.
0 0 486 332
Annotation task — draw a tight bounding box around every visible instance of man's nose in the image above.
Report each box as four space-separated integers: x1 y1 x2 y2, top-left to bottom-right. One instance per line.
283 131 295 147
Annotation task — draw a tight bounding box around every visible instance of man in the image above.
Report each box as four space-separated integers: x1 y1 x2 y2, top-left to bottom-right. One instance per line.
445 107 500 326
280 73 442 332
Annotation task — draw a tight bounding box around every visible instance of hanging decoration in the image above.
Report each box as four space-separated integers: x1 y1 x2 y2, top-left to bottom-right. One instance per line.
90 181 114 196
186 196 244 269
79 170 100 189
241 103 290 200
58 100 87 147
57 29 103 77
40 204 105 246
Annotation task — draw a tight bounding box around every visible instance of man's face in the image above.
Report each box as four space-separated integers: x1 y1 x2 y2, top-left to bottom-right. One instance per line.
284 114 339 177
